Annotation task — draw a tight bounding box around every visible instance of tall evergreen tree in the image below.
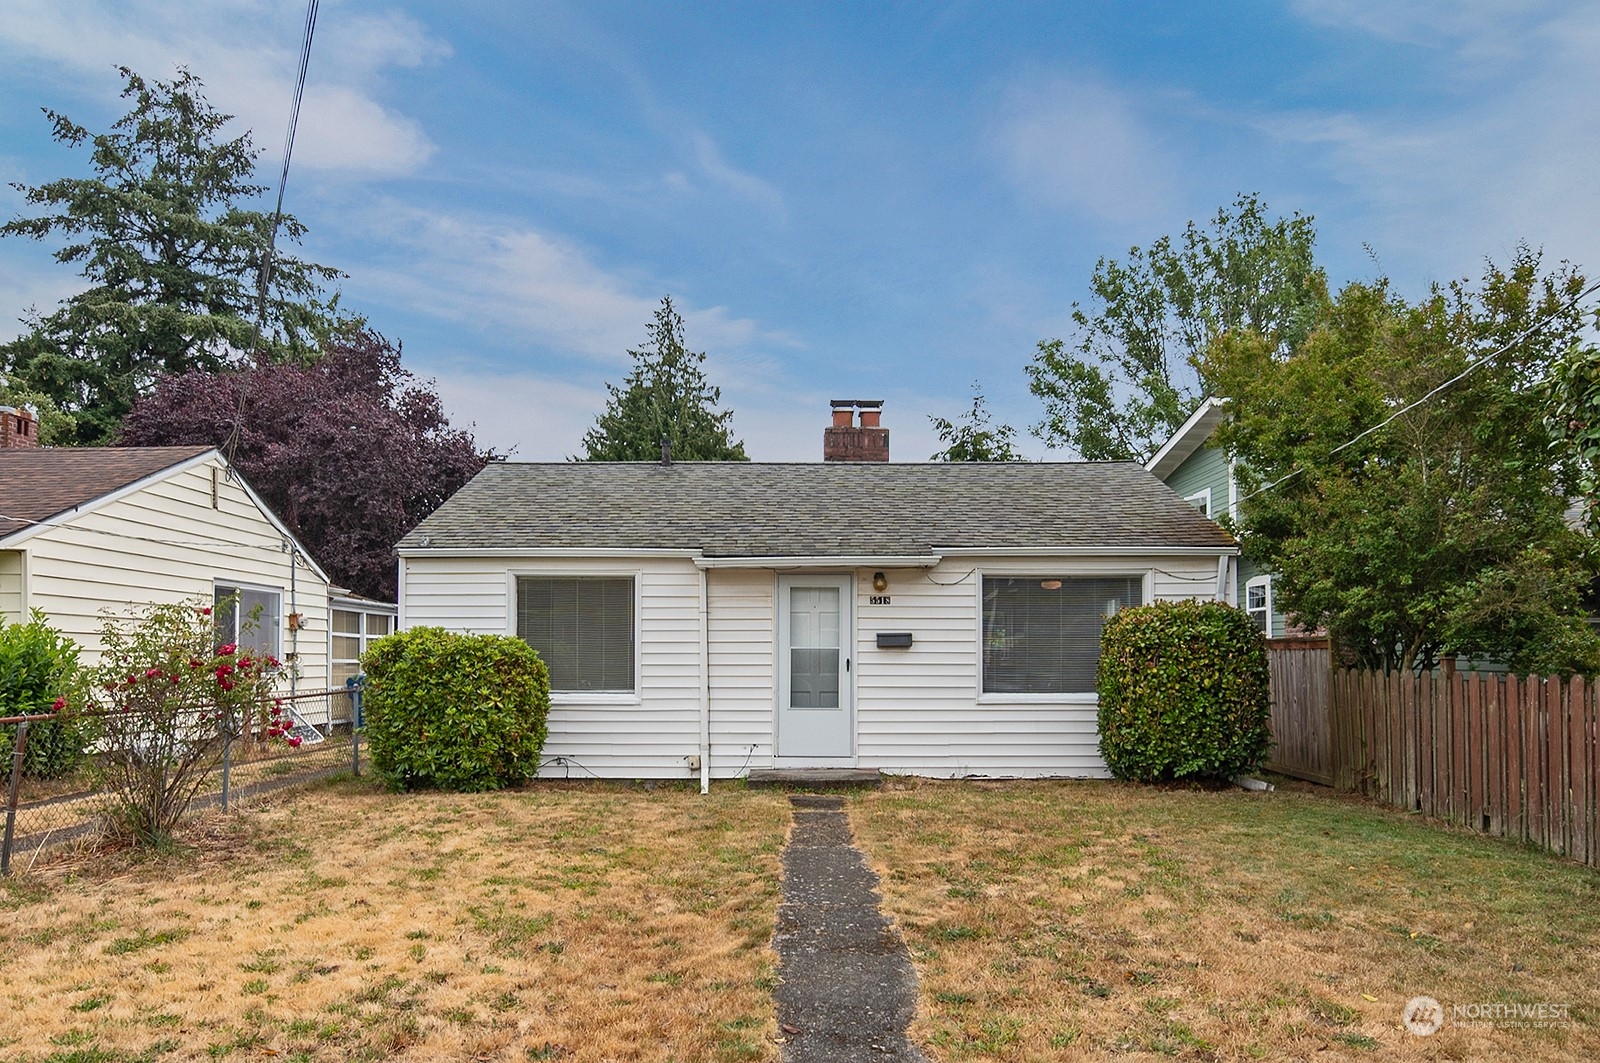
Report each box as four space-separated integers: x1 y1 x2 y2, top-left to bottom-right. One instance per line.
580 296 748 461
0 67 345 444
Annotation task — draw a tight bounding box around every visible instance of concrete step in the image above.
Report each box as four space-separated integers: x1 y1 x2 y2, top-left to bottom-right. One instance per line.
745 767 884 790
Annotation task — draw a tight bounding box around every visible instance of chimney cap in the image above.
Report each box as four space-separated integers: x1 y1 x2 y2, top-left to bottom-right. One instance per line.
829 399 884 409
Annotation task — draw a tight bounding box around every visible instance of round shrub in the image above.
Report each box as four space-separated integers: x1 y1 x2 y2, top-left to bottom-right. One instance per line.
1096 599 1270 782
362 627 550 792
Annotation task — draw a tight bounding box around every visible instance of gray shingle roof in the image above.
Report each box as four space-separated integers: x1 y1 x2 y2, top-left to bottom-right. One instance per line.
399 462 1236 557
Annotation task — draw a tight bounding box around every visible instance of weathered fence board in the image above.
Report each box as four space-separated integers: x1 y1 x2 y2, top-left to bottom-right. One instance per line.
1308 667 1600 870
1265 638 1334 784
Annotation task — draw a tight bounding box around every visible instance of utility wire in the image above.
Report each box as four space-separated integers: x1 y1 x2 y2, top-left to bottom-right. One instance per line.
223 0 320 468
1236 278 1600 507
0 510 322 556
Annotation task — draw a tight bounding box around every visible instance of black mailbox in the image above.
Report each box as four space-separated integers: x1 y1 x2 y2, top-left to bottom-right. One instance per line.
876 632 914 648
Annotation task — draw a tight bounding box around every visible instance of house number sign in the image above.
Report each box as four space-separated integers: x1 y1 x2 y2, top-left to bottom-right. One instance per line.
868 595 891 605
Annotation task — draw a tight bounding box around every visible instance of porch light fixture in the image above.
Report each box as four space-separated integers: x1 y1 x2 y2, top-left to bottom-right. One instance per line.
872 572 888 592
1039 579 1062 590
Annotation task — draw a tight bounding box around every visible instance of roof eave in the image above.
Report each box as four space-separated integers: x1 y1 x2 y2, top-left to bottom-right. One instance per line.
1145 398 1229 480
0 448 220 550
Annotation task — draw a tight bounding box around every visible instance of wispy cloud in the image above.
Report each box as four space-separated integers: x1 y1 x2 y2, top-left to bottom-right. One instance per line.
1267 1 1600 283
993 74 1172 225
685 129 786 218
0 0 444 177
343 201 794 368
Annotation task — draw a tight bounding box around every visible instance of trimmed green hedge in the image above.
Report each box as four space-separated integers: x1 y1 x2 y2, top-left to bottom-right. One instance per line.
0 611 90 779
1096 599 1271 782
362 627 551 792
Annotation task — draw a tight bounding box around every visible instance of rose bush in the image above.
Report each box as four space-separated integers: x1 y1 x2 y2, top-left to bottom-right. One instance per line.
92 597 282 843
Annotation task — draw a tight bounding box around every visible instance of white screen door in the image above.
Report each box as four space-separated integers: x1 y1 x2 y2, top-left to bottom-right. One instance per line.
776 576 853 759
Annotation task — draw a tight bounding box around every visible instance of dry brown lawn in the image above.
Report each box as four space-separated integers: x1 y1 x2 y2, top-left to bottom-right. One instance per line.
0 779 789 1063
850 779 1600 1062
6 775 1599 1063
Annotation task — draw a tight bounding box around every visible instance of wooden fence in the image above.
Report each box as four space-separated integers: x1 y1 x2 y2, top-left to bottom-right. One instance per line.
1331 667 1598 868
1266 646 1600 869
1266 638 1333 784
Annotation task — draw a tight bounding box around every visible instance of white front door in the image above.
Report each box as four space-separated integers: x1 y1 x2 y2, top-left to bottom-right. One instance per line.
776 575 853 759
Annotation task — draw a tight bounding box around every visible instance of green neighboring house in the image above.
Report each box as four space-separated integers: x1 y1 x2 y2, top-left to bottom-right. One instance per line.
1146 398 1288 636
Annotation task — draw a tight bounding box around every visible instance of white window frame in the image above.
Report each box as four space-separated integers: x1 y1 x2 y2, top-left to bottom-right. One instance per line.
213 580 283 660
1183 488 1213 517
1245 574 1273 635
975 566 1153 703
330 607 393 685
508 570 642 703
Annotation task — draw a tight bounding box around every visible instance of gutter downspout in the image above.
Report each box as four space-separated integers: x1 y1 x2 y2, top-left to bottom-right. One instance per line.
699 566 710 795
1215 554 1229 603
288 539 299 697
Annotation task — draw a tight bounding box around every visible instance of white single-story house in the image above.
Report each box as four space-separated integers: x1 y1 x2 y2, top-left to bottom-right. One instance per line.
0 429 335 692
397 413 1239 784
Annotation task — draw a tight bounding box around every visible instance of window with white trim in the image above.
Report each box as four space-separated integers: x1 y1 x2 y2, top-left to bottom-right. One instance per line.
1245 575 1272 634
1183 489 1212 517
516 577 635 692
982 575 1143 695
214 584 281 659
332 608 393 687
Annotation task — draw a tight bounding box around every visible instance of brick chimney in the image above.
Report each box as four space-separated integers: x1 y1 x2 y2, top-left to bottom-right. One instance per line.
0 406 39 449
823 400 888 462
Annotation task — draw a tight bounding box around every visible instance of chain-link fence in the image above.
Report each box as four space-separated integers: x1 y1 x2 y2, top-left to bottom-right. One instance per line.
2 685 364 874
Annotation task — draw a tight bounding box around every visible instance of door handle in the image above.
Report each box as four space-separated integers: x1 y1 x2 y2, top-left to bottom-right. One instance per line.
845 658 850 672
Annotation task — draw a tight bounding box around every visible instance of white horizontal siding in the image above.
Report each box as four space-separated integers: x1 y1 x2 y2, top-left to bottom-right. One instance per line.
401 550 1227 780
18 456 330 688
0 550 21 624
707 568 775 774
852 555 1223 779
400 554 705 780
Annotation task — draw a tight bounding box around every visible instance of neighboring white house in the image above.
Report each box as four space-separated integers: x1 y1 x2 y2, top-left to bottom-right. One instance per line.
0 431 335 692
397 403 1239 783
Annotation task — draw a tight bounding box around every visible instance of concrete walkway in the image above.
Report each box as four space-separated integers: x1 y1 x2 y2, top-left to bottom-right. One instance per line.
772 794 927 1062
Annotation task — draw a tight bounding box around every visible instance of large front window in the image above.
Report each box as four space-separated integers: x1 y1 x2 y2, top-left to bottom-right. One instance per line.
516 577 635 692
982 576 1143 695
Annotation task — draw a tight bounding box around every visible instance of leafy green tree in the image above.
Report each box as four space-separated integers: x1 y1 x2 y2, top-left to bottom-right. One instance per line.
0 373 75 445
580 296 748 461
1206 247 1600 675
929 381 1025 461
1545 333 1600 534
1027 193 1328 462
0 66 344 445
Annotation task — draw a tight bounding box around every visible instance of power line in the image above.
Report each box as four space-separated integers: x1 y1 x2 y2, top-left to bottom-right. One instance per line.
1236 278 1600 507
0 509 321 557
223 0 321 468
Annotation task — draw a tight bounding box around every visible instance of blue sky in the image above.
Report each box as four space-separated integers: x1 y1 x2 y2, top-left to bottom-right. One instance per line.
3 1 1599 460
